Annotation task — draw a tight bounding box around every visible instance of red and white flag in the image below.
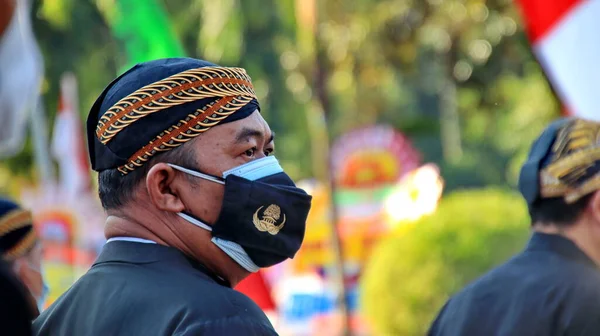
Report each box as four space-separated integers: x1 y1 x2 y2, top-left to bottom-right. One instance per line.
516 0 600 120
51 73 91 198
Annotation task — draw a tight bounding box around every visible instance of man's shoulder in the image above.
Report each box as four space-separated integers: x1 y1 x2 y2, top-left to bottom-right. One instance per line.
451 255 526 295
125 267 271 323
431 254 546 320
36 263 273 333
429 251 600 335
185 281 268 315
137 268 273 326
174 314 278 336
168 280 276 335
448 250 600 302
34 273 276 336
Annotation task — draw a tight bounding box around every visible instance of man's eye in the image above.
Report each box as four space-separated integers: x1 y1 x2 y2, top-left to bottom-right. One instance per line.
244 148 256 157
264 149 274 156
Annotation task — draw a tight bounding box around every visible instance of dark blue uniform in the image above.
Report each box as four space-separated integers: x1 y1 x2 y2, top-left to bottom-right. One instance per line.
33 241 277 335
429 233 600 336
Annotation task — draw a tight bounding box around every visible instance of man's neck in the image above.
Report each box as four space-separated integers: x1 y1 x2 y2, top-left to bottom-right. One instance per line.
104 215 168 245
533 224 567 237
533 223 600 267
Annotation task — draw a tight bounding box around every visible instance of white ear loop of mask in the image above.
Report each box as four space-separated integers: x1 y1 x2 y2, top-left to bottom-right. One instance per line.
168 164 225 185
177 212 213 232
211 238 259 273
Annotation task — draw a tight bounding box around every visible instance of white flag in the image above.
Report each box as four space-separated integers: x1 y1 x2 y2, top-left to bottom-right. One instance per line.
0 0 43 157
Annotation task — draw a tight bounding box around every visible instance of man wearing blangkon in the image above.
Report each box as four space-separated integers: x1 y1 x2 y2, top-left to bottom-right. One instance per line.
429 118 600 335
33 58 312 335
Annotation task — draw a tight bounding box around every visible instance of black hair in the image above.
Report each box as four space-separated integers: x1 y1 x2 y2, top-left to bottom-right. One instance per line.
98 141 198 210
529 193 594 227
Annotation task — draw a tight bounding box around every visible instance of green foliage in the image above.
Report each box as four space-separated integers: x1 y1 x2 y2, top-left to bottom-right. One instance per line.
98 0 186 71
361 188 530 335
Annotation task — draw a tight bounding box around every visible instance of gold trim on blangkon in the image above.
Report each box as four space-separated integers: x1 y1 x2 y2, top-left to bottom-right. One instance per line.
117 95 254 174
0 209 32 237
3 229 37 260
539 119 600 204
96 66 257 145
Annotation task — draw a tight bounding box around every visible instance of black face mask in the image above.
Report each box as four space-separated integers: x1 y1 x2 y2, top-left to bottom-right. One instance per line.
170 156 312 270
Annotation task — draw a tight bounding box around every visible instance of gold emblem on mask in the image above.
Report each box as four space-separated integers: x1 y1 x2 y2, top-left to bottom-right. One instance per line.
253 204 286 235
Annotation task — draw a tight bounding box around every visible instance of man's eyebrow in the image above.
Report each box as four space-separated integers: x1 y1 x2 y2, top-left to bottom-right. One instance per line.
234 128 275 144
234 128 262 143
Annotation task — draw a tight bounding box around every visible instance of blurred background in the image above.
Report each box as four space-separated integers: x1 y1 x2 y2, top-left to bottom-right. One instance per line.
0 0 590 334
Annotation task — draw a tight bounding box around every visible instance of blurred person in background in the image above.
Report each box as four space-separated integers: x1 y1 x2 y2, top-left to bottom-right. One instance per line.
33 58 312 335
0 258 34 335
429 117 600 335
0 198 47 318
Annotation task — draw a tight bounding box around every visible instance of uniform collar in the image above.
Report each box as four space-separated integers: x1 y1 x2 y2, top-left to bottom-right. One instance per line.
526 232 598 269
93 240 231 287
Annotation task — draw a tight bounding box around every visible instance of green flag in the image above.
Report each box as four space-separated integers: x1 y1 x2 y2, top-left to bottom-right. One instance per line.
98 0 185 71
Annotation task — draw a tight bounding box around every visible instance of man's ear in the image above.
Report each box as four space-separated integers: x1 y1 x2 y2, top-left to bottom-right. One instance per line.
145 163 186 213
587 190 600 225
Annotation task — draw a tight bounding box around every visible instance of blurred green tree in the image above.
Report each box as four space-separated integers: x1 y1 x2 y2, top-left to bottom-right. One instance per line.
360 188 530 335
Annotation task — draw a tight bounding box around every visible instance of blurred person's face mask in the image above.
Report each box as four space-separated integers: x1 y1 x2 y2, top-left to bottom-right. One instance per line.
169 156 312 272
